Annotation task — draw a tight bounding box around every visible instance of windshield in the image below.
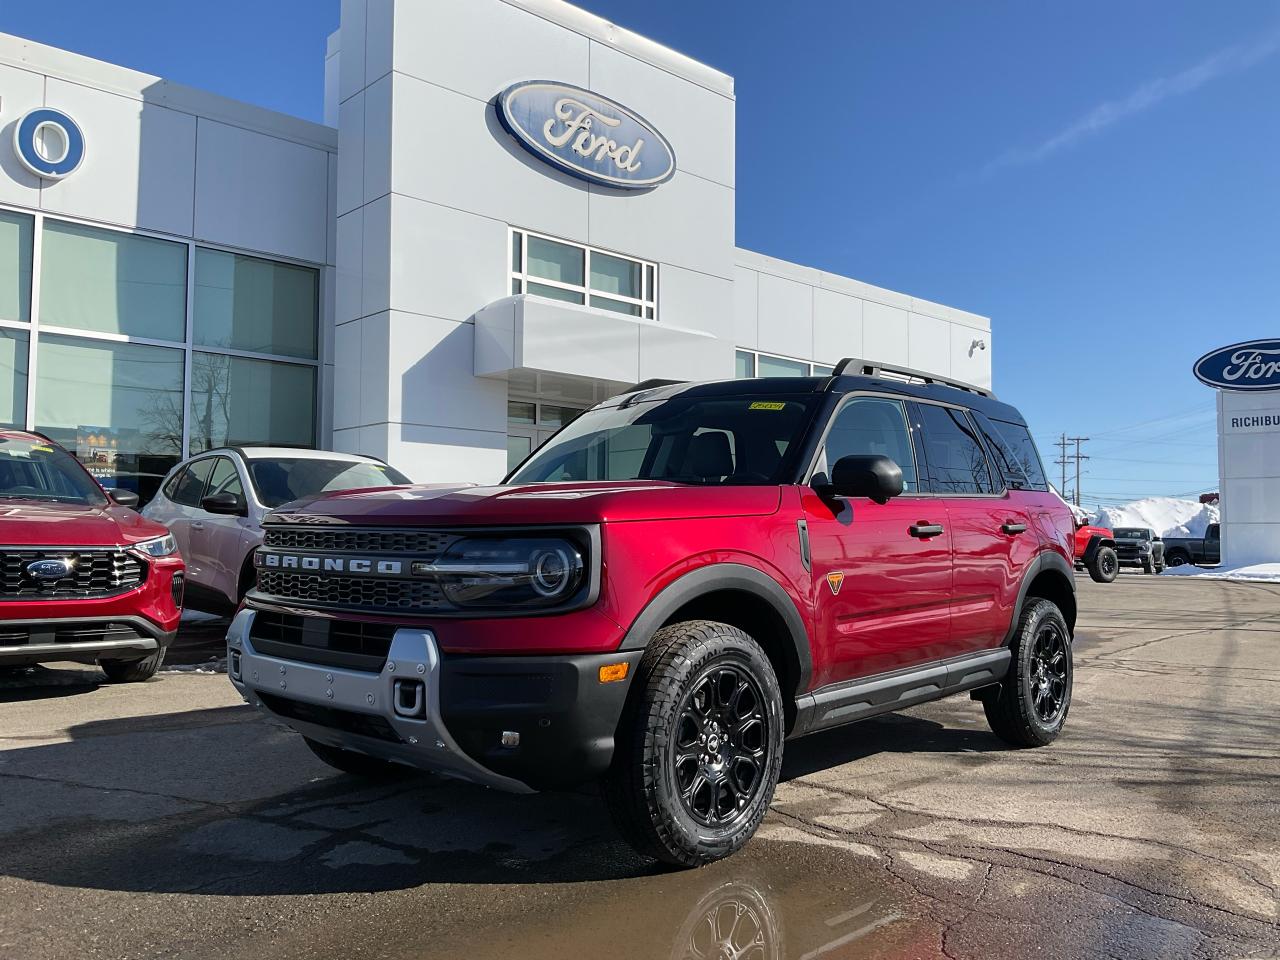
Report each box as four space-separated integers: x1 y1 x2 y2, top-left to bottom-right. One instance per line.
0 436 108 505
508 394 821 485
1113 528 1151 540
248 458 411 508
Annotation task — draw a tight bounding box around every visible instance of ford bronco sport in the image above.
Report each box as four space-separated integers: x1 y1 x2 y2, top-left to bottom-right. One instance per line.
0 431 186 680
227 360 1077 866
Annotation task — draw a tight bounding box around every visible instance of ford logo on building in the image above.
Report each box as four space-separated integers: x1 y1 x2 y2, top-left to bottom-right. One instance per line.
1194 339 1280 392
497 81 676 190
13 107 85 180
26 558 75 581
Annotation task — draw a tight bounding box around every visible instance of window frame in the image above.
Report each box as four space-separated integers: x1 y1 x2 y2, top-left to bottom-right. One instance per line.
0 201 325 468
907 400 1002 498
509 227 658 320
804 392 924 495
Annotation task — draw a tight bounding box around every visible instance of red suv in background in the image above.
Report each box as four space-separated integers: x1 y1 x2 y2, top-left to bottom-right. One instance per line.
227 361 1077 866
0 431 185 681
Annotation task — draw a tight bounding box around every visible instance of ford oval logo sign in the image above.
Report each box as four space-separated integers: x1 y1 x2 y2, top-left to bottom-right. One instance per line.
497 81 676 190
1194 339 1280 392
13 108 85 180
26 558 75 581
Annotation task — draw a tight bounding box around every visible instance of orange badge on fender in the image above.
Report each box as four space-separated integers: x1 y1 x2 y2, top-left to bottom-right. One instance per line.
826 572 845 595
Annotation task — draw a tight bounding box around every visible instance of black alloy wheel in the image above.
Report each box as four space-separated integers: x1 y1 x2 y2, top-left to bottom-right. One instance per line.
983 597 1073 747
1100 550 1118 579
1028 619 1070 725
672 664 770 827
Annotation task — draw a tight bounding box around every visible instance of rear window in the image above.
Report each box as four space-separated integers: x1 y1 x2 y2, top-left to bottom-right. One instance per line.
988 418 1050 492
914 404 996 494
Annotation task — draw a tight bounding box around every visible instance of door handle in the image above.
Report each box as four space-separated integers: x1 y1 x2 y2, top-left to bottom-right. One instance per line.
1001 522 1027 535
909 522 944 538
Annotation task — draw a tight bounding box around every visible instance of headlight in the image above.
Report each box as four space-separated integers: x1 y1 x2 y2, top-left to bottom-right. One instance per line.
428 536 586 609
132 533 178 558
1138 543 1151 553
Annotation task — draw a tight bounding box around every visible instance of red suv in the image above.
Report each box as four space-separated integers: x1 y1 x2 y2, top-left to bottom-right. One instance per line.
0 431 185 681
227 361 1076 865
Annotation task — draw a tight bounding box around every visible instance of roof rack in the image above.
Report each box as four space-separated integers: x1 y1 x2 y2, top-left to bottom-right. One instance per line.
624 378 685 394
831 358 992 398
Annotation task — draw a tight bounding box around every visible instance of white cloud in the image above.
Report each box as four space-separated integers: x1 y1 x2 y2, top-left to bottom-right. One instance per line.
987 27 1280 171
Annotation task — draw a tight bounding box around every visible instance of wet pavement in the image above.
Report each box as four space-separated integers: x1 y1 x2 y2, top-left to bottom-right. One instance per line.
0 574 1277 959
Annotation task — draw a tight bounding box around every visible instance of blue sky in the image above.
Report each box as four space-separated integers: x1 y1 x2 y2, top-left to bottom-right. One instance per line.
5 1 1277 509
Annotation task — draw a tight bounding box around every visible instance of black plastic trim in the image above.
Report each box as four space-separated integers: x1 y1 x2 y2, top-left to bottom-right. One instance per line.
616 563 813 696
1081 534 1115 566
1001 550 1076 647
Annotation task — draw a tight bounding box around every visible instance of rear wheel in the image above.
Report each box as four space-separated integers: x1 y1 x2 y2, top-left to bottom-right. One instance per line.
304 737 410 779
602 620 785 867
984 598 1072 747
1087 546 1118 583
1166 550 1190 568
100 647 166 683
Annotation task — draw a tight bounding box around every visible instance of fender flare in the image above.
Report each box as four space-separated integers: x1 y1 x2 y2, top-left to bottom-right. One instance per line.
1081 534 1115 566
1003 550 1077 646
617 563 813 695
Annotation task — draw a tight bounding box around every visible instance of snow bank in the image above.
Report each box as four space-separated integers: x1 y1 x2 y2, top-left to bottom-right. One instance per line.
1162 562 1280 583
1092 497 1220 538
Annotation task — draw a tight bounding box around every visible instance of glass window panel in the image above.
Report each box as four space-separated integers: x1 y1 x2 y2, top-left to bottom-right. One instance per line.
511 231 522 273
757 354 809 378
526 236 583 285
171 457 215 507
206 456 245 501
507 434 532 473
645 264 655 302
644 306 654 320
188 353 315 453
821 398 919 492
527 281 584 305
507 400 536 424
39 220 186 340
511 278 522 295
539 404 584 427
735 350 755 379
590 251 641 298
194 249 318 359
0 210 33 323
589 294 640 316
0 328 28 428
34 334 185 503
915 404 995 494
811 364 834 376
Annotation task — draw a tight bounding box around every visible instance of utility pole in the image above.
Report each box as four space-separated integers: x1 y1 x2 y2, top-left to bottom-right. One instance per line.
1054 434 1070 499
1068 436 1090 507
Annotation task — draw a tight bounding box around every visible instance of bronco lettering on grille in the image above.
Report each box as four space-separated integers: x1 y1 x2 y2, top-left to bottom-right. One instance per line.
255 553 404 576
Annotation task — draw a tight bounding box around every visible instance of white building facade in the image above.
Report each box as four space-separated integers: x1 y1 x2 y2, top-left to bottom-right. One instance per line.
0 0 991 498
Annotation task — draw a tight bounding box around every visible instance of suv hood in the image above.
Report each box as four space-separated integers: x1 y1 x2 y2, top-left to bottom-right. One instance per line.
0 500 169 547
267 481 784 526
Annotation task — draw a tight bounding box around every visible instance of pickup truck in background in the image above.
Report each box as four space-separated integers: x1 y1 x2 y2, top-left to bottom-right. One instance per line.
1162 524 1221 567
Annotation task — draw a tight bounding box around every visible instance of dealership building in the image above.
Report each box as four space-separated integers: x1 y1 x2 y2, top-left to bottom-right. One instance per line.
0 0 992 494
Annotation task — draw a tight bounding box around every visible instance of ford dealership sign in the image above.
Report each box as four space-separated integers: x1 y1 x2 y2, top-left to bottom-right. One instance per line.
13 107 85 179
1194 339 1280 392
497 81 675 190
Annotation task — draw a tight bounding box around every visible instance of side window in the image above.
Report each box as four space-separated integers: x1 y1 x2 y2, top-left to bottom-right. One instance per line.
987 418 1049 492
820 397 919 492
171 458 215 507
206 457 245 501
161 466 187 501
972 412 1026 492
915 404 995 494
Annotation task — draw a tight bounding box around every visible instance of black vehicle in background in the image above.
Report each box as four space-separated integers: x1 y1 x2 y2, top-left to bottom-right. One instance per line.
1112 527 1165 574
1162 524 1221 567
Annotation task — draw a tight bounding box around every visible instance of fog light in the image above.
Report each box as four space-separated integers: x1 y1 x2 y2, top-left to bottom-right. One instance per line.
500 730 520 748
598 662 629 683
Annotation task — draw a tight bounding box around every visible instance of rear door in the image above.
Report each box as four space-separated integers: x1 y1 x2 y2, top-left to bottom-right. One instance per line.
189 456 254 605
913 403 1035 654
803 395 953 687
164 458 216 568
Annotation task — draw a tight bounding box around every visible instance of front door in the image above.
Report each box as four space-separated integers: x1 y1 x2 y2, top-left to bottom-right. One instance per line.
804 396 953 688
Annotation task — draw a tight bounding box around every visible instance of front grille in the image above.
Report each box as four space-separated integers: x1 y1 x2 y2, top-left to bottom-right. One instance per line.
0 548 144 600
249 610 397 672
1115 544 1143 559
256 570 447 613
256 691 404 743
262 526 457 556
0 620 148 646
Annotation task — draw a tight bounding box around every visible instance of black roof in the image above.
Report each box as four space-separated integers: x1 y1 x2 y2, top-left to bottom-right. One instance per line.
607 369 1026 426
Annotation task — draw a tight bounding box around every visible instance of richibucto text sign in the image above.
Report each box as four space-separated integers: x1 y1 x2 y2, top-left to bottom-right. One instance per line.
497 81 676 190
1194 339 1280 392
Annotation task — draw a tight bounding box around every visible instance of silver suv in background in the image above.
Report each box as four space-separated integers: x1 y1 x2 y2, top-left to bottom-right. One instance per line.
142 448 411 613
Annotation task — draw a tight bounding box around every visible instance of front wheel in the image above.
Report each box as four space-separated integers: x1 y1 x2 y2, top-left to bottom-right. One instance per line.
1087 546 1118 583
984 598 1073 747
602 620 785 867
100 647 166 682
1142 555 1156 575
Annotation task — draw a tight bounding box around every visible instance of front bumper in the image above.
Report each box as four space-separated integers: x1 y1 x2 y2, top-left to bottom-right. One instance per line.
227 609 641 793
0 616 175 666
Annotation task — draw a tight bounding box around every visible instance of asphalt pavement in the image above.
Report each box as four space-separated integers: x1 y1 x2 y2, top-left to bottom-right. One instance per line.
1 573 1277 959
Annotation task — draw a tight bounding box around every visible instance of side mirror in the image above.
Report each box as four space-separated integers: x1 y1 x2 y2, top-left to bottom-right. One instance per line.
822 455 904 504
109 489 140 508
202 491 247 516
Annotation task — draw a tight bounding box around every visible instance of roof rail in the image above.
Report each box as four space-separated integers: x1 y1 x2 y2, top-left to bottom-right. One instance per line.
624 378 685 394
831 358 992 398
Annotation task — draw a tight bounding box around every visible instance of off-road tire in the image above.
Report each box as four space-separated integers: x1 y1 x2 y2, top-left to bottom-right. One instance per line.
1142 555 1156 575
100 647 166 682
1087 546 1118 583
984 598 1072 747
304 737 410 778
1166 550 1190 568
602 620 785 867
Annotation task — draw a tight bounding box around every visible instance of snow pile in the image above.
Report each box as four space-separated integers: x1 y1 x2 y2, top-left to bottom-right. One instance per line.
1091 497 1220 538
1162 562 1280 583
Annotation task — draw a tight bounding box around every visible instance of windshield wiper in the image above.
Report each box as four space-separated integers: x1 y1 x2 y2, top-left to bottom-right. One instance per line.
0 494 81 502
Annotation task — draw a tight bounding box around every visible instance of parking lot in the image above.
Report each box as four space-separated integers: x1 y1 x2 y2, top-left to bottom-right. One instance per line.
1 573 1277 960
